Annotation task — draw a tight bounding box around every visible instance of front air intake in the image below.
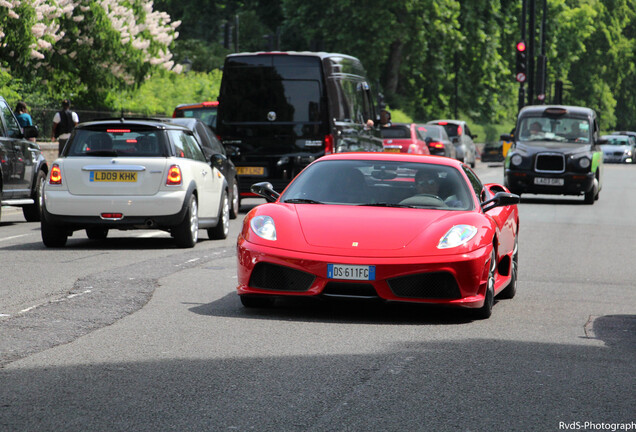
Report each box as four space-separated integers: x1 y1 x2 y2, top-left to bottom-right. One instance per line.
249 262 315 291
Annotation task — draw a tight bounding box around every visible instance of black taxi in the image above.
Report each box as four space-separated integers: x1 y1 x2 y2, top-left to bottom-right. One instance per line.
501 105 604 204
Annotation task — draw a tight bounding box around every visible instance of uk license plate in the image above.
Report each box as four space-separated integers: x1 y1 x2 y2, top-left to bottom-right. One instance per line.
383 147 401 153
237 166 266 176
90 171 137 182
328 264 375 280
534 177 564 186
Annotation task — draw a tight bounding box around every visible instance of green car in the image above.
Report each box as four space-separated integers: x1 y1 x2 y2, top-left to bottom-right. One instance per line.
501 105 604 204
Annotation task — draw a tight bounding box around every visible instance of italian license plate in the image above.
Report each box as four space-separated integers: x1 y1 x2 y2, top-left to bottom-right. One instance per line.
237 166 266 176
328 264 375 281
90 171 137 182
534 177 564 186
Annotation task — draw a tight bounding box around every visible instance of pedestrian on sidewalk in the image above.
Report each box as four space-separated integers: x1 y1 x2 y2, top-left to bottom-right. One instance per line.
51 99 79 154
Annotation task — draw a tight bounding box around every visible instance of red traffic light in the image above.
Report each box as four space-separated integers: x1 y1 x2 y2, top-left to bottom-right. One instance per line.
516 41 526 52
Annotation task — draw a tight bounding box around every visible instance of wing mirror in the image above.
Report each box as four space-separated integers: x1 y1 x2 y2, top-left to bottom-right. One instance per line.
251 182 280 203
481 192 520 212
210 153 227 170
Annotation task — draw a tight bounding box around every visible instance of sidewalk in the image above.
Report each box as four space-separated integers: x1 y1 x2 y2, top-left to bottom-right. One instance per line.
38 141 59 166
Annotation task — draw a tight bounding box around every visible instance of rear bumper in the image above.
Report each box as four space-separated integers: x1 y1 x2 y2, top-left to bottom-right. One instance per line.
42 189 188 230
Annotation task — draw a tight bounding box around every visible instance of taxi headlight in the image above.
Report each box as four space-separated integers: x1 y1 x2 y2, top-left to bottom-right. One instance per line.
578 157 591 169
511 154 523 166
438 225 478 249
250 215 277 241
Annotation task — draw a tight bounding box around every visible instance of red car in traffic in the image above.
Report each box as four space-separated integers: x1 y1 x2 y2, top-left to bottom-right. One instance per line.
237 153 520 319
380 123 431 155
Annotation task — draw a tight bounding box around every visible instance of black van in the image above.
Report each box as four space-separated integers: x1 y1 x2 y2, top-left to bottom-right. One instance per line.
216 51 383 197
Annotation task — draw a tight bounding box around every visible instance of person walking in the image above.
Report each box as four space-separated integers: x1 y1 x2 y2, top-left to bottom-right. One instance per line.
51 99 79 154
15 101 36 142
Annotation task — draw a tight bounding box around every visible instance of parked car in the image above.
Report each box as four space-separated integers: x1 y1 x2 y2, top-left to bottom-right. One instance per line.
416 124 456 159
501 105 604 204
172 101 219 132
380 123 431 155
41 118 230 248
0 96 47 222
426 119 478 167
166 117 241 218
600 134 635 164
481 141 505 163
216 51 383 199
239 152 520 319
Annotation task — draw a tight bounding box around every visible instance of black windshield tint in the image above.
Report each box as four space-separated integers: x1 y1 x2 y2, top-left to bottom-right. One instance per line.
67 128 167 157
281 159 473 210
380 126 411 139
221 55 323 124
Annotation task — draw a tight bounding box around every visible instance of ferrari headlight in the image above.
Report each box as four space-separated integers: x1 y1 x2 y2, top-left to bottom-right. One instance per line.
438 225 478 249
578 157 591 169
511 154 523 166
250 215 277 241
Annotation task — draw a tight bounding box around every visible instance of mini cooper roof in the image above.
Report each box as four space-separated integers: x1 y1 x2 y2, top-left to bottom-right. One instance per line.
75 118 190 131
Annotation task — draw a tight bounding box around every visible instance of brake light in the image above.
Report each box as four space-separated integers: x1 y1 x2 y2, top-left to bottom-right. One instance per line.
324 134 334 154
107 129 131 133
166 165 182 185
428 141 445 149
49 164 62 184
437 121 448 125
202 101 218 107
101 213 123 220
457 125 463 135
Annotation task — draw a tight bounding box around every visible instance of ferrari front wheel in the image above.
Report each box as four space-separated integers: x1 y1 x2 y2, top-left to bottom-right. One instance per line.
473 249 496 320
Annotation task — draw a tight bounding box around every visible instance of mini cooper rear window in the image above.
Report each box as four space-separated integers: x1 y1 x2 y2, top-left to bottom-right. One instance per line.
66 128 167 157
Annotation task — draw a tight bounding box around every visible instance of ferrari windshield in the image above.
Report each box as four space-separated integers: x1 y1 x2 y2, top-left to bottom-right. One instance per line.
518 116 591 143
281 159 473 210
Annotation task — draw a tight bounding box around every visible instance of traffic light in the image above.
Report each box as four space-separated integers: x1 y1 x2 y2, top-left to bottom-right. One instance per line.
515 41 527 83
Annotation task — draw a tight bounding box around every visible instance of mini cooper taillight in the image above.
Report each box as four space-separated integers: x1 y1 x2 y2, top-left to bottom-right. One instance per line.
166 165 182 185
49 164 62 184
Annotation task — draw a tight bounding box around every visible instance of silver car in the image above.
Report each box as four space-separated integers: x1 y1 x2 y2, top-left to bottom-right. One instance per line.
600 134 635 164
426 119 478 167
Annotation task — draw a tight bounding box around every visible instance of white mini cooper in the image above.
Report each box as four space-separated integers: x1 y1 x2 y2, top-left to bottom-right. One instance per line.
41 119 230 248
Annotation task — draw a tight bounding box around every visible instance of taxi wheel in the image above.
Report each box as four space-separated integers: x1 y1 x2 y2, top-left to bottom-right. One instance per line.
174 195 199 248
208 190 230 240
230 177 240 219
473 248 496 320
86 228 109 240
23 170 46 222
41 219 68 247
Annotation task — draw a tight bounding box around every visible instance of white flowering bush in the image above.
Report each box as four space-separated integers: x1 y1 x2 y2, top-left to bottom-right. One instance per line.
0 0 180 105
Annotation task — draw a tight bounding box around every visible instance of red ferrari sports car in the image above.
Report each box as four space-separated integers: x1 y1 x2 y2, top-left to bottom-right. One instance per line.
237 153 520 319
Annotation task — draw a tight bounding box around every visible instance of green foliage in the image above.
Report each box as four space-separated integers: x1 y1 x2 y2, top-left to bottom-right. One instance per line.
114 70 223 116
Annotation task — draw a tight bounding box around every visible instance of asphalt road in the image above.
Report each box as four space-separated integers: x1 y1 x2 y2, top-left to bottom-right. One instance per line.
0 161 634 432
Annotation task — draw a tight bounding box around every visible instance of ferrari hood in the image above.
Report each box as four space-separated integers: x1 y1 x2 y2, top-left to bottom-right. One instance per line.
295 205 447 250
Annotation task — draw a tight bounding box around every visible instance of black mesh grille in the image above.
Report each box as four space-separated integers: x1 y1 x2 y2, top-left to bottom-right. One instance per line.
388 272 460 299
535 154 565 172
322 283 378 298
249 262 315 291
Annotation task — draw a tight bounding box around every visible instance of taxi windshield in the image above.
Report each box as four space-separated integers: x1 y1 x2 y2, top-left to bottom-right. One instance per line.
518 116 591 144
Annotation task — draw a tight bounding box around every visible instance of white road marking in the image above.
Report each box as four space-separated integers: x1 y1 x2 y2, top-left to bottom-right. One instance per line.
0 234 31 242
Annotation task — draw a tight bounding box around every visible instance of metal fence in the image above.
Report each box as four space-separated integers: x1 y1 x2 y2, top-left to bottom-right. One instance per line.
29 108 168 141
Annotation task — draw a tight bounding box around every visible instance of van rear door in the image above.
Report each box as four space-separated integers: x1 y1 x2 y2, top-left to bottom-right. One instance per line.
217 54 328 193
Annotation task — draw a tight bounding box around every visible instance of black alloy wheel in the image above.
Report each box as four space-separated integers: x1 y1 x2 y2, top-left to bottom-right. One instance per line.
23 170 46 222
473 248 496 319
